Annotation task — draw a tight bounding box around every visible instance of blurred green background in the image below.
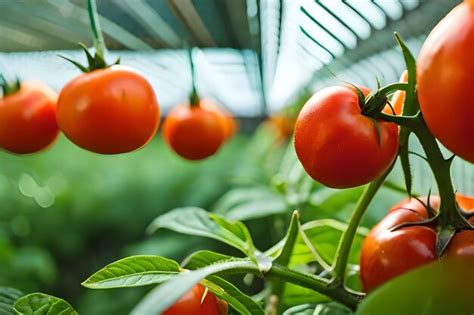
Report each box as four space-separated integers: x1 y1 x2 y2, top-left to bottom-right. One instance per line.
0 122 411 314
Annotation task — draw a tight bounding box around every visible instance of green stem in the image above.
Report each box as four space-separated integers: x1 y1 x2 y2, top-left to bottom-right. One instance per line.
267 264 363 310
331 164 393 284
87 0 106 57
270 211 300 313
409 116 470 253
188 48 200 106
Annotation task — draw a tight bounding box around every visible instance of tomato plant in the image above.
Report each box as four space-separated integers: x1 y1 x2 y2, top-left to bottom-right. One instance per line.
0 78 58 154
56 0 159 154
417 0 474 163
4 1 474 315
294 85 399 188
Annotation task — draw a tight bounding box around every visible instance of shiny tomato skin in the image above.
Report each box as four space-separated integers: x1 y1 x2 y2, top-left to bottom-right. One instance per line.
446 230 474 257
0 81 59 154
163 284 220 315
417 1 474 163
294 86 399 188
57 65 159 154
163 103 225 160
200 100 237 140
360 208 436 292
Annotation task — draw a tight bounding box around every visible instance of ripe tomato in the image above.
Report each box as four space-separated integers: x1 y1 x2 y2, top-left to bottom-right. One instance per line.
446 230 474 257
57 66 159 154
294 86 399 188
163 102 226 160
417 0 474 163
200 100 237 140
163 284 220 315
0 81 59 154
264 114 294 143
360 202 436 292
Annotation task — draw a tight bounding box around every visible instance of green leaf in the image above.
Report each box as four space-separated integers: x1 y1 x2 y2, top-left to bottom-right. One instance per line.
282 303 316 314
357 258 474 315
202 276 265 315
214 187 287 221
131 258 259 315
147 207 256 256
183 250 233 269
82 255 180 289
274 211 300 266
0 287 23 315
314 302 353 315
394 33 417 116
266 219 367 267
13 293 77 315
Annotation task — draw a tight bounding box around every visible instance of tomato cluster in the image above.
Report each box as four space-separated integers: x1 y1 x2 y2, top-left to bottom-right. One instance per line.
360 195 474 292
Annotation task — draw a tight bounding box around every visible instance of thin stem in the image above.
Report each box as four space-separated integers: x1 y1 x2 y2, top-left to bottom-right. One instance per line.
410 117 470 232
188 48 200 106
377 82 408 96
87 0 106 57
267 264 363 310
378 112 418 127
331 163 393 283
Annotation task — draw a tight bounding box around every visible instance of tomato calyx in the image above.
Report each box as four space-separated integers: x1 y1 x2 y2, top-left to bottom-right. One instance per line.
59 43 120 73
59 0 119 73
0 74 21 97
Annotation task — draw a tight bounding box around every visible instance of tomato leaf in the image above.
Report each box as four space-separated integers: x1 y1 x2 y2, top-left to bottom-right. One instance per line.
183 250 235 270
81 255 180 289
0 287 23 315
13 293 77 315
131 258 259 315
147 207 256 256
357 258 474 315
394 33 418 116
201 276 265 315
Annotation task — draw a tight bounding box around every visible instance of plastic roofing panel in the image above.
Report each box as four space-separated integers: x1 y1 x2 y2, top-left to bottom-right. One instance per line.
0 0 461 116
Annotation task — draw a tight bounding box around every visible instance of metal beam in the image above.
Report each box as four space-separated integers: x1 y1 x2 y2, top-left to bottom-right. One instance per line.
167 0 216 47
115 0 182 48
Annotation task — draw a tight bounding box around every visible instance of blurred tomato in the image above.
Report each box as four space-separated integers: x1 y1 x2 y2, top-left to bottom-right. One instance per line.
0 81 59 154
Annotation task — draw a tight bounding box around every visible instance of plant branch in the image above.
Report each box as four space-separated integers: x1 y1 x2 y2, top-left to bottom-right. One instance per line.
331 163 393 284
87 0 106 57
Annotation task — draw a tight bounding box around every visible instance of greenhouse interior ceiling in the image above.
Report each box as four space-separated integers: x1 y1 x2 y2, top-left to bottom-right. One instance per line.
0 0 459 116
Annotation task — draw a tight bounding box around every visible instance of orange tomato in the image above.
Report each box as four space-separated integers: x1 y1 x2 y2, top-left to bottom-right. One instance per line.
0 81 59 154
383 70 408 115
57 65 159 154
200 100 237 140
417 0 474 163
163 102 226 160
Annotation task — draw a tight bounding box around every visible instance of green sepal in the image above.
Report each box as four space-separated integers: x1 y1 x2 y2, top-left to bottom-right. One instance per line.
0 74 21 96
399 139 412 196
59 44 119 73
367 117 382 147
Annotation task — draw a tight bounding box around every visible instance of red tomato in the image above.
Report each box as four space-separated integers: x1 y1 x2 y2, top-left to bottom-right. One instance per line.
57 66 159 154
294 86 399 188
163 284 220 315
0 81 59 154
417 0 474 163
446 230 474 257
163 102 226 160
200 100 237 140
360 204 436 292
